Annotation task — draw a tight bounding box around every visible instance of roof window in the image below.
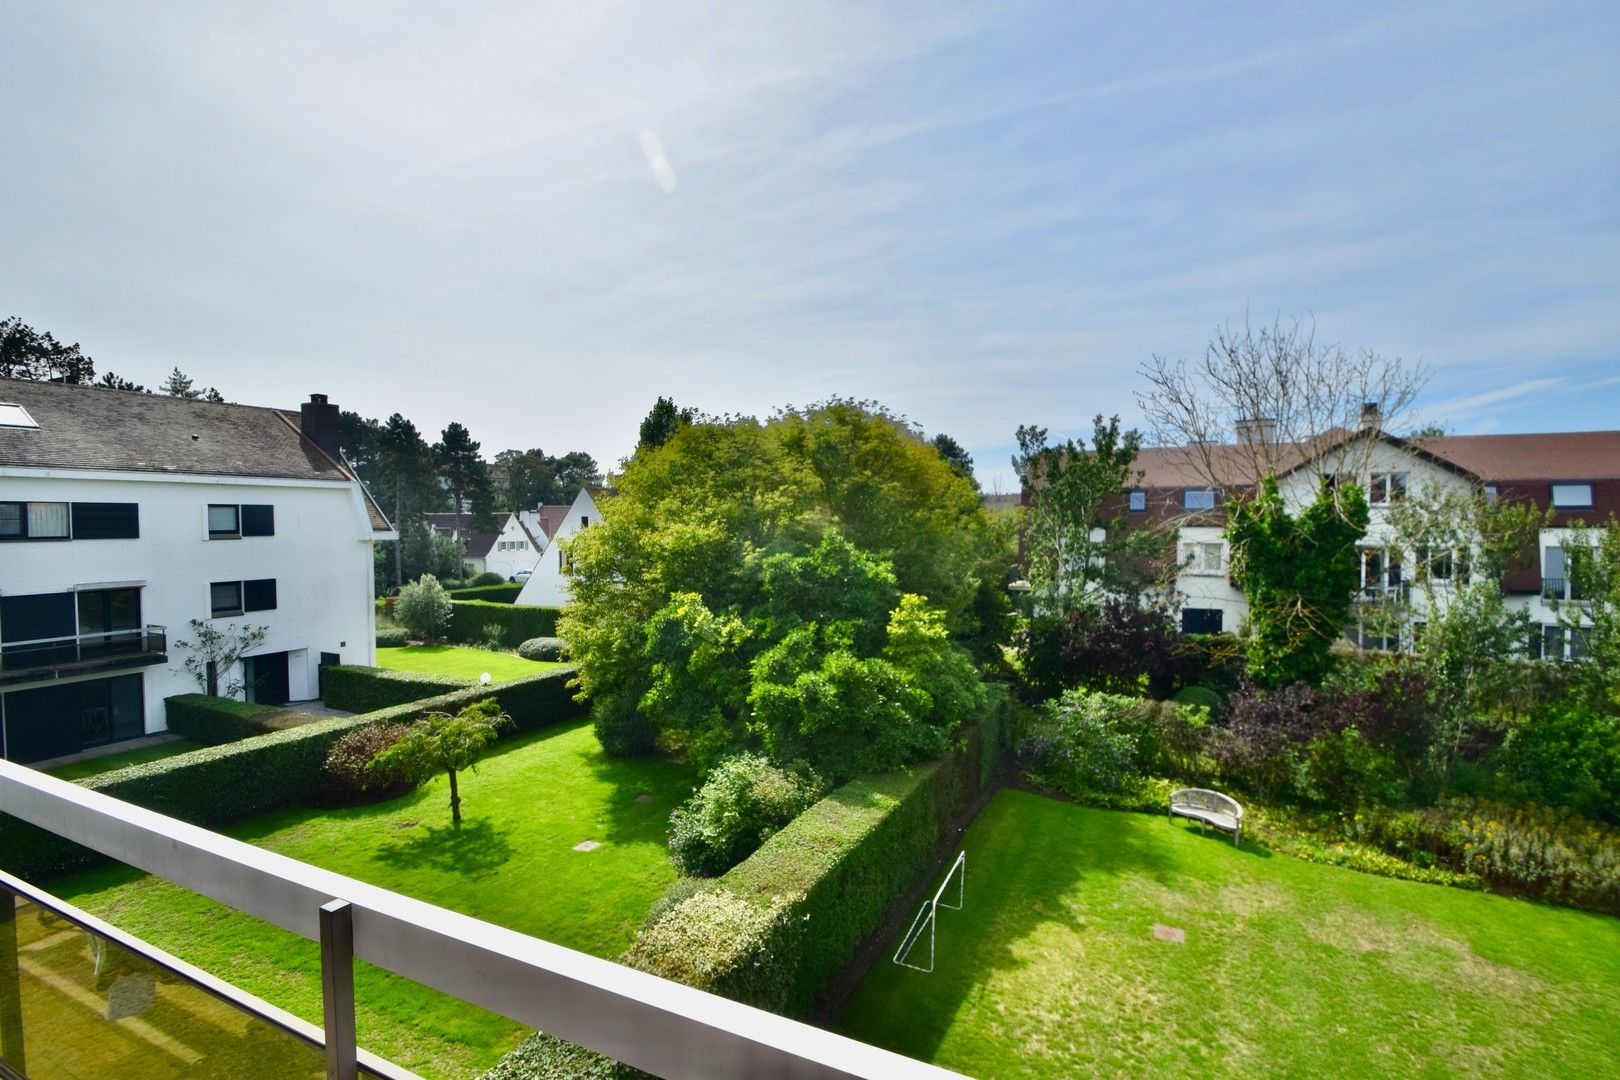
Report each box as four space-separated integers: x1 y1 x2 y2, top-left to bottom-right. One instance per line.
0 402 40 429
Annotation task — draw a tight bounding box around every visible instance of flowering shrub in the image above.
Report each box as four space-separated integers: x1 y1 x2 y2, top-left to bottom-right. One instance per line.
667 754 822 877
322 722 416 804
1341 799 1620 914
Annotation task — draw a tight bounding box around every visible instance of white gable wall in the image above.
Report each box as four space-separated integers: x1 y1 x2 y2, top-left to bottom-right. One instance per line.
514 489 602 608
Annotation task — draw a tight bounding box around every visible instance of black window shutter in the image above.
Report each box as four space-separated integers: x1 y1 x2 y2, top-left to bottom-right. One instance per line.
241 505 275 536
0 592 77 643
71 503 140 540
243 578 278 612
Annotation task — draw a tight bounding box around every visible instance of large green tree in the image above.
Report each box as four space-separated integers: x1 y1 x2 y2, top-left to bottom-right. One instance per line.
434 421 497 531
0 316 96 383
1226 476 1368 687
376 414 441 586
559 401 1007 779
637 396 697 452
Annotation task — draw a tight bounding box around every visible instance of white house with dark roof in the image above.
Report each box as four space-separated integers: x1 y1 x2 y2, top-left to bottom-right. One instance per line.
514 486 608 608
423 511 543 581
0 378 393 764
1093 419 1619 655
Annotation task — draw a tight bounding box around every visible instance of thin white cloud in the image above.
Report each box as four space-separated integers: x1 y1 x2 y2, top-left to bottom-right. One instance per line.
1426 377 1567 419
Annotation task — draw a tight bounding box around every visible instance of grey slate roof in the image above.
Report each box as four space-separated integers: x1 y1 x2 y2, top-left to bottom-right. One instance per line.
0 377 393 532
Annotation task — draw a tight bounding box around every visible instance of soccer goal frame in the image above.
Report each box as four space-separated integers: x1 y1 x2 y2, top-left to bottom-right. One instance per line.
892 851 966 973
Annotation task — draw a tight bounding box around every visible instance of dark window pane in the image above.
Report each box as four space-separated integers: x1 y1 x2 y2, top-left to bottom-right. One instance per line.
241 504 275 536
0 502 20 536
71 502 140 539
109 674 145 740
210 581 243 616
243 578 277 612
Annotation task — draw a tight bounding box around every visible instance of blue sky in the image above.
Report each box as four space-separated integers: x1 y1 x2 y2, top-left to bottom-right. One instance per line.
2 2 1616 490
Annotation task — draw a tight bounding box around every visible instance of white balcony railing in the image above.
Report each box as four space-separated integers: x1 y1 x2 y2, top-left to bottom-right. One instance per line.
0 760 960 1080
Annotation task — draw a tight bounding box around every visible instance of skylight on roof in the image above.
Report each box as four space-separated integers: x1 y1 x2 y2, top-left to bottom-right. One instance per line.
0 402 39 429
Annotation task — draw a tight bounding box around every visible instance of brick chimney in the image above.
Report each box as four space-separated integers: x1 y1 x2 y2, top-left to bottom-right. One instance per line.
300 393 343 462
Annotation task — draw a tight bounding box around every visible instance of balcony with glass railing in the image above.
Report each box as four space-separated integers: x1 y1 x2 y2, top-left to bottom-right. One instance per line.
0 627 167 687
0 760 954 1079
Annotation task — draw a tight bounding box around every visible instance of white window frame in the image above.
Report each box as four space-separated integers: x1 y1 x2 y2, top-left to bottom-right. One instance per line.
1182 489 1215 511
1127 489 1146 512
1368 472 1408 506
1550 483 1593 509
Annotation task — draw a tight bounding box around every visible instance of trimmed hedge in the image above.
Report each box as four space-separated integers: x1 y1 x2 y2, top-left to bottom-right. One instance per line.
449 601 561 648
375 628 409 648
624 685 1009 1017
478 686 1010 1079
1 666 584 884
320 665 472 713
164 695 282 745
448 584 524 604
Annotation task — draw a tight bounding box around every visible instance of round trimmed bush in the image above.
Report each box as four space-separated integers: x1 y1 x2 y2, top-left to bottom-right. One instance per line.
469 570 506 587
518 636 568 662
668 754 822 876
1172 684 1224 716
375 628 408 648
324 722 418 804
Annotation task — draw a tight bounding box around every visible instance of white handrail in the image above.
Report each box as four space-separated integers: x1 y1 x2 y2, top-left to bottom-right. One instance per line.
0 759 961 1079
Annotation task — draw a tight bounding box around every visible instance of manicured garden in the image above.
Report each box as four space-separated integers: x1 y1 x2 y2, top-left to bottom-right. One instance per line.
375 644 566 681
51 718 697 1077
838 788 1620 1078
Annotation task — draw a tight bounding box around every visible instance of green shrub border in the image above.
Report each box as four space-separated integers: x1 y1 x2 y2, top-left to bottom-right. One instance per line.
448 601 561 647
163 695 283 746
320 665 473 713
624 685 1009 1016
448 584 525 604
1 666 584 883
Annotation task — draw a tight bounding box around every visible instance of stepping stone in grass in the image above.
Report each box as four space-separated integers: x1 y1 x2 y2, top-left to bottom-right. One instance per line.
1153 924 1186 944
573 840 601 852
634 794 653 804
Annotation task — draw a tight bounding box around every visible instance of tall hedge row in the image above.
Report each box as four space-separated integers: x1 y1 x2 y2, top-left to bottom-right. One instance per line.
448 584 525 604
1 666 583 883
481 688 1009 1078
448 601 561 646
164 695 283 745
625 686 1008 1016
320 665 472 713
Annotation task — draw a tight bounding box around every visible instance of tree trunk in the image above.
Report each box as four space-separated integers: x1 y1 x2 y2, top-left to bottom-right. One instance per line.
393 490 404 588
448 768 461 825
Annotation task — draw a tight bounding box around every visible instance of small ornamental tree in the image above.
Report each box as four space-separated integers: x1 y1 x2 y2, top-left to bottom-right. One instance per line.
369 698 510 824
173 618 269 698
1226 476 1368 688
395 573 453 642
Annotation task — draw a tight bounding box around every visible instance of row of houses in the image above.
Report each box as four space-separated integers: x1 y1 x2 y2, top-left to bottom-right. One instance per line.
6 375 1615 766
419 484 606 607
1090 413 1620 656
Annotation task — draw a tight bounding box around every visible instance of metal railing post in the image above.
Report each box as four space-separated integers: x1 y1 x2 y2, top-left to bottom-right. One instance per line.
0 887 24 1076
319 899 357 1080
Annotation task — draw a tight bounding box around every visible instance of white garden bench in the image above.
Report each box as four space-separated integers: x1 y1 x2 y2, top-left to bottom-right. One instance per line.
1169 788 1244 847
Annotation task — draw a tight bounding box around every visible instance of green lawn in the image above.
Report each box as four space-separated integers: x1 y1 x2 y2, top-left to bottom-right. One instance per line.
837 789 1620 1078
44 738 203 781
375 644 566 681
54 718 697 1078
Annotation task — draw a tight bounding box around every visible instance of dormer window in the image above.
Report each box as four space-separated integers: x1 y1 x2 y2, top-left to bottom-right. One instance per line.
1182 489 1216 511
1551 483 1593 509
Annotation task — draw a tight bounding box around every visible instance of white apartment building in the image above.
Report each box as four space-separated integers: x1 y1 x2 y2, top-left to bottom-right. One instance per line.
0 380 393 764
